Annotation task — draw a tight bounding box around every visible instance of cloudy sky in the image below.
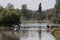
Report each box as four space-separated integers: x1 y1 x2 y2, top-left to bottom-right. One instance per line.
0 0 56 10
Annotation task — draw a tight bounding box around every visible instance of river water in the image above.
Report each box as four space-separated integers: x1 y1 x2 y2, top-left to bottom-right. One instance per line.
20 23 55 40
0 23 55 40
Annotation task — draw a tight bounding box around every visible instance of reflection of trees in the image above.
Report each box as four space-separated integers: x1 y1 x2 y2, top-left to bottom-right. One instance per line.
1 31 19 40
20 30 29 38
39 26 41 40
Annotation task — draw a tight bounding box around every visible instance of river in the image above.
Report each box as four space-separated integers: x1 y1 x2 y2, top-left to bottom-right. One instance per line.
0 23 55 40
20 23 55 40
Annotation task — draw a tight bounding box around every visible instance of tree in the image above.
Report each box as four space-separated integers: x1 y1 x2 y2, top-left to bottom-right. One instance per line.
38 3 42 20
2 13 21 27
0 5 3 11
52 2 60 23
0 4 21 27
22 4 28 19
6 3 14 10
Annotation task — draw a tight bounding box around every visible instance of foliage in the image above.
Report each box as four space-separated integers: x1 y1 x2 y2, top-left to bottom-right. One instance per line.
52 2 60 23
0 2 58 25
0 3 21 27
22 4 28 19
53 28 60 40
6 3 14 10
38 3 42 20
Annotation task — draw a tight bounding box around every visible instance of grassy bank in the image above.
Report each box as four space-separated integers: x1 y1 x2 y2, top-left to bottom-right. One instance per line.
21 20 50 23
52 28 60 40
0 27 14 30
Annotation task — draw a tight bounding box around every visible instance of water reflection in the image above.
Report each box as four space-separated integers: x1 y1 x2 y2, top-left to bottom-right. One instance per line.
0 31 20 40
19 25 55 40
19 26 45 40
39 26 41 40
0 23 55 40
20 30 39 40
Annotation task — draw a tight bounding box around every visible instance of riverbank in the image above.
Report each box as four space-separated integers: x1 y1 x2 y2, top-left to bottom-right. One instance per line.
0 26 18 40
0 27 14 31
21 20 50 23
51 28 60 40
0 31 20 40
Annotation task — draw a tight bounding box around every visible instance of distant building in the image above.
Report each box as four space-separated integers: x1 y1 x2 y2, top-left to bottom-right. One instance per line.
56 0 60 3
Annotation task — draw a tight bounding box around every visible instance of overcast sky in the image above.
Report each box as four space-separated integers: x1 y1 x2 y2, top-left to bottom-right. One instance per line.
0 0 56 10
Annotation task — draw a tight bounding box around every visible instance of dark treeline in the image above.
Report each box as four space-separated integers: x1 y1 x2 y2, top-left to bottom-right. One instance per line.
0 2 60 27
21 2 60 24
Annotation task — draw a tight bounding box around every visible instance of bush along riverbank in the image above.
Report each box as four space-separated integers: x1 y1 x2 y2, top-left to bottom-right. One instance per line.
52 28 60 40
